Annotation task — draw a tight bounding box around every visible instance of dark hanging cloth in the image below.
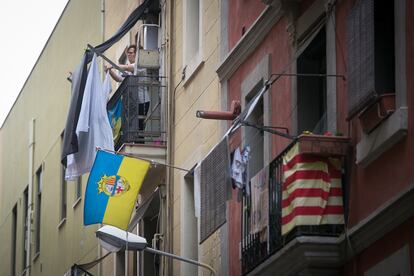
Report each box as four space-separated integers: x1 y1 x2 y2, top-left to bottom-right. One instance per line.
61 0 152 165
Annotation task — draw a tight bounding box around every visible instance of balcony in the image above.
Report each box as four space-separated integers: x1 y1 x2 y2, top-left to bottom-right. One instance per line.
241 135 350 275
107 74 166 150
107 73 167 204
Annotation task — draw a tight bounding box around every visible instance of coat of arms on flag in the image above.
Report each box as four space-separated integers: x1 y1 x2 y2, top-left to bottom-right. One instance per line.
98 175 130 196
84 150 150 230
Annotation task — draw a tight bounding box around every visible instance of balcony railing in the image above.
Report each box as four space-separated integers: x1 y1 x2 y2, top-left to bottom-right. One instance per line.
107 75 166 150
241 136 348 275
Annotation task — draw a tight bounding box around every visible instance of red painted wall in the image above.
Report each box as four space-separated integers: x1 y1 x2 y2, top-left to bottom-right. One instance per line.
225 0 414 274
228 0 266 49
226 15 292 276
335 0 414 228
342 216 414 275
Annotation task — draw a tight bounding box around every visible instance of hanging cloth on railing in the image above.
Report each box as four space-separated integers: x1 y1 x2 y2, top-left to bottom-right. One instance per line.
65 54 114 180
250 166 269 242
61 0 152 166
281 143 344 236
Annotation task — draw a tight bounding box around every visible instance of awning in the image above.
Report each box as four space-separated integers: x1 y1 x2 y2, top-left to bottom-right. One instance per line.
128 188 160 231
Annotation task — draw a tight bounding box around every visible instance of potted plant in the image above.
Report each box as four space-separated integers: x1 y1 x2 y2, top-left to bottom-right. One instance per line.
358 93 396 134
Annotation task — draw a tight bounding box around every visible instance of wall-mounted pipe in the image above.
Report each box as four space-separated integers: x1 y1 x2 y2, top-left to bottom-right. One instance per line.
196 100 241 120
25 118 35 276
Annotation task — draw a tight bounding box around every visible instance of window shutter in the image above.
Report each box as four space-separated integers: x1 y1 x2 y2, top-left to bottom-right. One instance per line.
200 137 229 243
347 0 376 118
347 0 395 119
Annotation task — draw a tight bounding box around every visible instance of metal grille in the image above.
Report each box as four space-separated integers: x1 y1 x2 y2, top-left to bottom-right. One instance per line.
107 75 165 149
241 140 345 275
347 0 376 118
200 137 229 243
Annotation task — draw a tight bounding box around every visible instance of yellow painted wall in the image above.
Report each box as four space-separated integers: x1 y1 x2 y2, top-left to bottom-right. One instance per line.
0 0 102 275
170 0 223 275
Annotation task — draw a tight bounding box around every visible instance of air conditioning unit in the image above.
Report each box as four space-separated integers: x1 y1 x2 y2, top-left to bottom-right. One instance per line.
136 24 160 69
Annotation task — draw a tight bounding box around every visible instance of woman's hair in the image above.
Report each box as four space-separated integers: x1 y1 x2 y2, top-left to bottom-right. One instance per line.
127 45 137 53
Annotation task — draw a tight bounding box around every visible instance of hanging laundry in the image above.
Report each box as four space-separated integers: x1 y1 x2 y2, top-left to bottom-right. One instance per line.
231 145 251 192
65 54 114 180
231 148 243 188
250 166 269 242
194 163 201 218
242 146 251 196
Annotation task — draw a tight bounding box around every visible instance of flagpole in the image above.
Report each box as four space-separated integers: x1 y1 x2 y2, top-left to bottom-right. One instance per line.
97 147 191 172
125 231 128 275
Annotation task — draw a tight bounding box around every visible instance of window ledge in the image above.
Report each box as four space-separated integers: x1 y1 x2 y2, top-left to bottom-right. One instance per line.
20 268 28 276
57 218 67 230
72 197 82 209
183 54 204 87
33 251 40 262
356 107 407 167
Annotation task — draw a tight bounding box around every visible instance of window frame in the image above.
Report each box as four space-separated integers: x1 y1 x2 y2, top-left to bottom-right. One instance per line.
291 0 337 135
34 166 42 257
22 186 29 270
182 0 204 84
73 177 82 208
356 0 407 166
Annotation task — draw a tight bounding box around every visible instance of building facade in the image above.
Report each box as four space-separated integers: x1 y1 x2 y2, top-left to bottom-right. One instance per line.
0 0 103 275
216 0 414 275
1 0 413 276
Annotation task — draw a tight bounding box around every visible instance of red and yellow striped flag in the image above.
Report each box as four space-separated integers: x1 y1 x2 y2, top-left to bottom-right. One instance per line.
281 143 344 236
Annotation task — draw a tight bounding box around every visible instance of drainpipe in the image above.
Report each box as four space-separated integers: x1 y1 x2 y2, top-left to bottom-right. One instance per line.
98 1 105 275
165 0 174 274
26 118 35 276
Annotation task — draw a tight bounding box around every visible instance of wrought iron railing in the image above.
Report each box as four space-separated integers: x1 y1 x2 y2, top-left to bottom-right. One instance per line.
241 139 345 275
107 75 166 150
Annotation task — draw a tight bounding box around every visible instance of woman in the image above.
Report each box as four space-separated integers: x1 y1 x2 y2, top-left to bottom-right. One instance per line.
105 45 150 136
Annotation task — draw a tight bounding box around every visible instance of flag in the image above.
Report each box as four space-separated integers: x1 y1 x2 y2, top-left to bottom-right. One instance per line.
107 98 122 144
84 150 150 230
61 0 152 166
65 54 114 180
281 143 344 236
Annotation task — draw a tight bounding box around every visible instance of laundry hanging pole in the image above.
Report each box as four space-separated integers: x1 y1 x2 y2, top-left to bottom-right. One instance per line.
87 44 127 75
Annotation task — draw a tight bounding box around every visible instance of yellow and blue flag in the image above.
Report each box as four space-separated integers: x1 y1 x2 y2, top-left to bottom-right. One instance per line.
84 150 150 230
107 98 122 144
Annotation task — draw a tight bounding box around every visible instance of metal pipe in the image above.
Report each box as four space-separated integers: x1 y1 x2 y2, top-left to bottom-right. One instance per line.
269 73 346 83
196 100 241 120
165 0 174 274
87 44 127 74
26 118 35 276
99 2 105 275
144 247 216 276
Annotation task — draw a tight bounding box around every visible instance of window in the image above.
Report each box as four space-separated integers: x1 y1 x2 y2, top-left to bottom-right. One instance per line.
200 138 228 242
74 177 82 204
22 187 28 270
183 0 203 79
347 0 395 118
364 244 411 276
35 167 42 255
182 171 199 276
11 204 17 276
297 28 327 134
60 164 67 222
60 133 67 223
245 84 264 178
353 0 407 166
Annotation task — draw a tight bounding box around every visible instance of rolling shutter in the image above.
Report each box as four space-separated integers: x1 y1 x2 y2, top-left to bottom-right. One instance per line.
200 137 230 243
347 0 376 118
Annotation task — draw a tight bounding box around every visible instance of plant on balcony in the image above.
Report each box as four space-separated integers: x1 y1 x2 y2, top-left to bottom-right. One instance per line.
358 93 396 134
